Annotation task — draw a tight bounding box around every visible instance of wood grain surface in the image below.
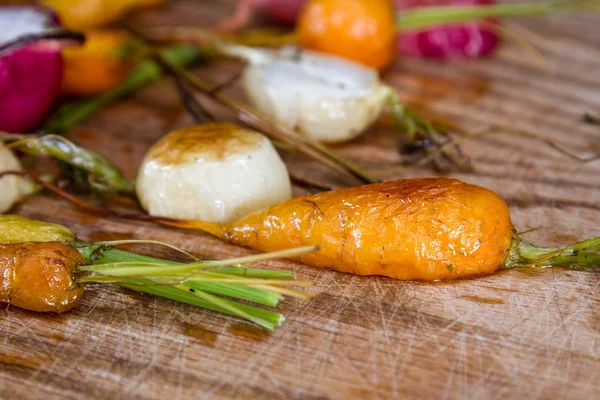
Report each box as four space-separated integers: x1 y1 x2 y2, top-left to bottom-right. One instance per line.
2 1 600 399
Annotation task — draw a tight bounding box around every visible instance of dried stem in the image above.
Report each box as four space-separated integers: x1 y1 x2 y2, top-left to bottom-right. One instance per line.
369 126 600 172
386 87 473 172
174 78 213 122
142 46 379 184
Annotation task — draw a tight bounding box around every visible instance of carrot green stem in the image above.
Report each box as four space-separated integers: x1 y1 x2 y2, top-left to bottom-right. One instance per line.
44 44 205 134
75 244 316 329
7 135 133 194
76 246 293 279
78 245 316 276
505 235 600 270
119 280 284 330
397 0 600 31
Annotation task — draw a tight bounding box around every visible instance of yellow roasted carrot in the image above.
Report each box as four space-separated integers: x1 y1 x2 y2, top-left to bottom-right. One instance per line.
167 178 600 281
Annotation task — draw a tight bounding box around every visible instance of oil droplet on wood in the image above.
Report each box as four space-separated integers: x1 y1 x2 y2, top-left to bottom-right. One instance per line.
460 295 505 305
227 323 270 341
183 323 218 347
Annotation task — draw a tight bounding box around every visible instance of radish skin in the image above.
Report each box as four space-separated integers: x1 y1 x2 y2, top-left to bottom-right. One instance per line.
0 7 64 133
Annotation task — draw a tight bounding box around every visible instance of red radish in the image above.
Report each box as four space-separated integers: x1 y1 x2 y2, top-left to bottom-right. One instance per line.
0 7 65 133
395 0 500 59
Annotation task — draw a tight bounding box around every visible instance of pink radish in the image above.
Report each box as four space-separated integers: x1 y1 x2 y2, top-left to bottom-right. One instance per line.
0 7 68 133
395 0 500 59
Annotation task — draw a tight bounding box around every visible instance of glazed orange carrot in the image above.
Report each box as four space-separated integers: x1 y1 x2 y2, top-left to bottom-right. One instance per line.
298 0 397 70
168 178 600 280
62 30 134 96
0 214 315 328
0 242 84 313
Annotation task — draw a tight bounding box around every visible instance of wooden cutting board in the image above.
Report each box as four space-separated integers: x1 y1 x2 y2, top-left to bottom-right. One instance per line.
1 1 599 399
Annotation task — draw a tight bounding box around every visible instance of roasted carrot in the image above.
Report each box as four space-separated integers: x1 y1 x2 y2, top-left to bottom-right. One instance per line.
62 30 134 96
166 178 600 280
0 242 84 313
0 215 315 328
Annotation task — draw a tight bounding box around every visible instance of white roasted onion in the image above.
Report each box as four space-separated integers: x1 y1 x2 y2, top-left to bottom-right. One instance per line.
225 45 390 143
0 143 28 213
136 123 292 223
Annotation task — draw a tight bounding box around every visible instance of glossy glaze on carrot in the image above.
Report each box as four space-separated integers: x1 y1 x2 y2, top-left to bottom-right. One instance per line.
0 242 84 312
188 178 514 280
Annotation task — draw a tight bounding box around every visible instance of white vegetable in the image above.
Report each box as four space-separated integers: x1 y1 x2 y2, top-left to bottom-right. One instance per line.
225 45 390 143
0 7 49 43
0 143 28 213
136 123 292 223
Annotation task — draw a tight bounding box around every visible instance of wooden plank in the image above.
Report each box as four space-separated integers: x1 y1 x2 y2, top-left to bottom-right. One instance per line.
1 1 600 399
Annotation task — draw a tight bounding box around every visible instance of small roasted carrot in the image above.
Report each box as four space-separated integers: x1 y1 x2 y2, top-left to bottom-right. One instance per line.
0 215 315 329
0 242 84 313
168 178 600 280
61 30 134 96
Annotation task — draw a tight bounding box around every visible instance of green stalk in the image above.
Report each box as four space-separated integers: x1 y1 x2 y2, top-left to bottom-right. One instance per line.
9 135 133 194
185 280 281 307
210 266 293 279
75 244 316 329
176 283 280 329
77 246 294 279
78 246 314 276
44 44 205 134
505 236 600 270
398 1 599 31
120 280 284 330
